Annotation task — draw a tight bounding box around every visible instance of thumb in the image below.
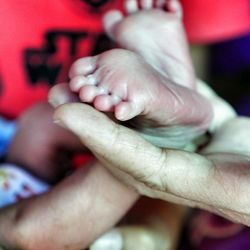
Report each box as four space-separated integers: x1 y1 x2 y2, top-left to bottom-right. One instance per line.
53 103 214 209
53 103 165 190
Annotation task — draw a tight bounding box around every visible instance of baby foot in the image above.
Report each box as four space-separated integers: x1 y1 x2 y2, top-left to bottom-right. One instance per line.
69 49 212 148
103 0 195 89
70 49 169 122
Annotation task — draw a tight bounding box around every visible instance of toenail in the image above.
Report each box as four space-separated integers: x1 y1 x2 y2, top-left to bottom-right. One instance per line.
141 0 153 9
111 94 122 105
71 76 86 90
87 75 97 85
98 87 109 95
125 0 138 13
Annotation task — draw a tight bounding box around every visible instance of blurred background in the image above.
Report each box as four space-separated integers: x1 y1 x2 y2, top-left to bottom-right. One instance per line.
181 0 250 117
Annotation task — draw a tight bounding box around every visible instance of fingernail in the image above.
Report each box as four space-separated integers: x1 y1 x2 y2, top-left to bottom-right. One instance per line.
48 95 68 108
53 119 66 129
48 98 59 108
90 229 123 250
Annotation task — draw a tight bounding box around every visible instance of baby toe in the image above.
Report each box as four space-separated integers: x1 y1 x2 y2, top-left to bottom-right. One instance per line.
69 56 97 78
69 75 88 92
167 0 183 18
115 101 142 121
103 10 124 40
141 0 153 10
125 0 139 14
79 85 100 103
94 95 116 112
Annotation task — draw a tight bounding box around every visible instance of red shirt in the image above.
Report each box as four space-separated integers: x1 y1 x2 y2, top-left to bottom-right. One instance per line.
0 1 123 118
181 0 250 43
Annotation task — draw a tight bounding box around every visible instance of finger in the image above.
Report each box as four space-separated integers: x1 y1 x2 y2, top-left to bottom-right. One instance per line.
202 117 250 156
54 104 197 190
53 103 215 206
55 102 250 223
91 200 187 250
56 104 236 214
53 103 165 189
90 226 165 250
196 80 236 132
55 103 250 225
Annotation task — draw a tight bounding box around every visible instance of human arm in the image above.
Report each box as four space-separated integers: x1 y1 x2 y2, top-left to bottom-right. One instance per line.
0 160 138 250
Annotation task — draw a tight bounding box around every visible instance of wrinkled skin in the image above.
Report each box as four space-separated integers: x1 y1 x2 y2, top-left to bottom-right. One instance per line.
54 102 250 226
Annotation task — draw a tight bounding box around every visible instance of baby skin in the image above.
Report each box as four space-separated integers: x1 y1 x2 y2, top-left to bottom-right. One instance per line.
69 0 213 149
103 0 195 89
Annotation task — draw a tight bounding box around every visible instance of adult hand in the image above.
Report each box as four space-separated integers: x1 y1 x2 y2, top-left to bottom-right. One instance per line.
53 102 250 226
48 83 189 250
7 102 83 183
48 80 246 250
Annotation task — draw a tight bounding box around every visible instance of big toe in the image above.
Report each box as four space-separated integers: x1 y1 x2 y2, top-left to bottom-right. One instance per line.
103 10 124 40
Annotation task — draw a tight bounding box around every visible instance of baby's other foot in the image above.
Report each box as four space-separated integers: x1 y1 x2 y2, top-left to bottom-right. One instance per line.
103 0 195 89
